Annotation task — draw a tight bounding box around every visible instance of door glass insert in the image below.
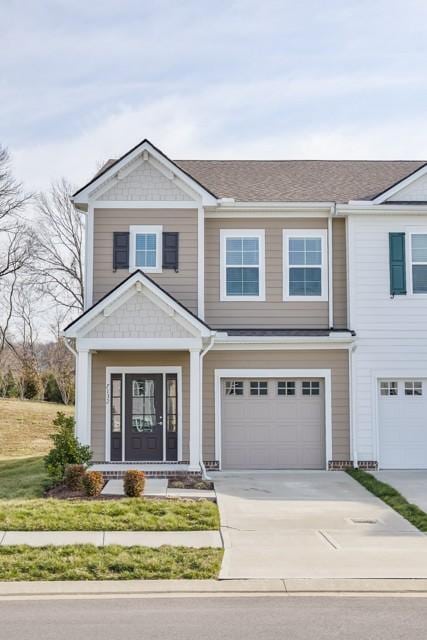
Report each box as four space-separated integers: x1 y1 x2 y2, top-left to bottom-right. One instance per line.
277 381 295 396
166 375 177 432
404 381 423 396
111 376 122 433
302 381 320 396
380 381 398 396
132 379 156 432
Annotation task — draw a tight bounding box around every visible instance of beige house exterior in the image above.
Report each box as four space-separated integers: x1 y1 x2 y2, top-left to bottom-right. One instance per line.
65 139 427 475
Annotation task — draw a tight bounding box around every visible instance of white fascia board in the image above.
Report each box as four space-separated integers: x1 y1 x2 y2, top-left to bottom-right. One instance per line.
78 337 203 350
91 201 199 209
73 140 218 206
337 203 427 215
206 202 333 217
64 271 212 338
212 335 354 350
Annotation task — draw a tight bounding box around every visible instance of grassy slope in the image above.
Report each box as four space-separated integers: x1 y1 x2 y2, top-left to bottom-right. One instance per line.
347 468 427 532
0 398 73 460
0 497 220 531
0 545 223 581
0 457 47 499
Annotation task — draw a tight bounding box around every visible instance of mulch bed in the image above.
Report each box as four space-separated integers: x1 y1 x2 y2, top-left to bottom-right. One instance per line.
168 476 214 490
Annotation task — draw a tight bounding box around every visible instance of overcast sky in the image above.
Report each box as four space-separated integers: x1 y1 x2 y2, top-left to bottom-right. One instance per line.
2 0 427 192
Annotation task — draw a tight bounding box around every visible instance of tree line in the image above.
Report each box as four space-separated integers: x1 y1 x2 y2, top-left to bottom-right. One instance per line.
0 144 84 405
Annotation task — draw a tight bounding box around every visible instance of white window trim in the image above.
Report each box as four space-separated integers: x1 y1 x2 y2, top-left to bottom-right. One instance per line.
129 225 163 273
220 229 266 302
282 229 328 302
406 229 427 296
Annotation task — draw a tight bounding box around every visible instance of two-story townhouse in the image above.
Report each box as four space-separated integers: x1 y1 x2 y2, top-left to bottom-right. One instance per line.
64 138 426 476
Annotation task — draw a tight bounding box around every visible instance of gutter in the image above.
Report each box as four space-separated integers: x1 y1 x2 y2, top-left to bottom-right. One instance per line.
199 335 216 479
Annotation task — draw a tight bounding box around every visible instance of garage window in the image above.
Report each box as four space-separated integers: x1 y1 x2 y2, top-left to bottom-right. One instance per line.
405 381 423 396
302 381 320 396
225 380 244 396
277 381 295 396
250 381 268 396
380 381 398 396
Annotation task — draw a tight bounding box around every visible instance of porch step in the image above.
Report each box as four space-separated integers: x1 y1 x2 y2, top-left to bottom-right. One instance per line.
101 479 168 497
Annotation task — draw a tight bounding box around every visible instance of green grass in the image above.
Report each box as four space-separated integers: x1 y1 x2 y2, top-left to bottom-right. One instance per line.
346 468 427 533
0 398 73 460
0 457 47 499
0 497 220 531
0 545 223 581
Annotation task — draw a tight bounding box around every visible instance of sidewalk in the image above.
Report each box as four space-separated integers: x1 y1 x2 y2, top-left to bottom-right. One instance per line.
0 530 222 548
1 578 427 598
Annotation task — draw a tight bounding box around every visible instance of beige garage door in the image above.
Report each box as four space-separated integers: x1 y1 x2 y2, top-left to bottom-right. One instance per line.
221 378 325 470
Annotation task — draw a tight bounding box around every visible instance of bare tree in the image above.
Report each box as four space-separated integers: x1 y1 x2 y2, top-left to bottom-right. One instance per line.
35 178 84 316
0 146 34 357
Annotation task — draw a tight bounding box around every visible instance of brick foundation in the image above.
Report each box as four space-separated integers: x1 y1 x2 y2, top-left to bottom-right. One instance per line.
328 460 378 470
357 460 378 470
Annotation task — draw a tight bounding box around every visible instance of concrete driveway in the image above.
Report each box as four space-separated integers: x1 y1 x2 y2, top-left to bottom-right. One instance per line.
212 471 427 579
373 471 427 512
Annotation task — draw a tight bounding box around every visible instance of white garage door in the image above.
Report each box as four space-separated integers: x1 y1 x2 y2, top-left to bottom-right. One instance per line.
378 379 427 469
221 378 325 470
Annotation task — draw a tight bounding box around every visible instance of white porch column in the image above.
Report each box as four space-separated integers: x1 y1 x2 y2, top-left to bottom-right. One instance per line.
189 348 201 471
75 348 92 446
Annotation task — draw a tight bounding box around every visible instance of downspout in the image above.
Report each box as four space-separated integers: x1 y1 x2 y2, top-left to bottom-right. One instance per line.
349 341 359 468
199 334 216 479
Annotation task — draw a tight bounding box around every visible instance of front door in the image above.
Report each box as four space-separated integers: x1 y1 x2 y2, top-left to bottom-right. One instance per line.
125 374 163 461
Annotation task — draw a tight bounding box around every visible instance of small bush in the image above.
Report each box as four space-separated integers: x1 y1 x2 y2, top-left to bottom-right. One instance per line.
169 480 185 489
44 413 92 485
64 464 87 491
123 470 145 497
82 471 104 497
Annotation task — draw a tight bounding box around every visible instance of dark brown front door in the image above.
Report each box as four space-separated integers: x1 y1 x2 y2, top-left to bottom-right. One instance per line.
125 374 163 461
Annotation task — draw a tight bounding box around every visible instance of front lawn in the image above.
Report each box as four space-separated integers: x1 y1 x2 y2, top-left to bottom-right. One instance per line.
0 497 219 531
0 457 47 499
0 545 223 581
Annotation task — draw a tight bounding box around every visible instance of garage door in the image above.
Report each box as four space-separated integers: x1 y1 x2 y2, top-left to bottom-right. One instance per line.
378 379 427 469
221 377 325 470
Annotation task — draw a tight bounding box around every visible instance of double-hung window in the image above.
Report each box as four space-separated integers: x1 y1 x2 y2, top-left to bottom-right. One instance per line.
129 225 162 273
220 230 265 301
410 233 427 294
283 229 328 301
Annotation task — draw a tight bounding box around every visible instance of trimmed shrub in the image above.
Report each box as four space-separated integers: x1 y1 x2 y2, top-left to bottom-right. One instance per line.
64 464 87 491
82 471 104 497
44 412 92 485
123 470 145 497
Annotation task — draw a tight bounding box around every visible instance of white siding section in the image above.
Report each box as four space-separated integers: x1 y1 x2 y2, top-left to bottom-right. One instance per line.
387 173 427 201
349 214 427 462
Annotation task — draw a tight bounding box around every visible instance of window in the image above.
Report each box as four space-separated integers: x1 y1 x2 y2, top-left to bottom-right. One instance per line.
166 375 178 432
111 377 122 433
405 381 423 396
283 230 328 301
411 234 427 294
250 381 268 396
277 381 295 396
380 381 398 396
129 225 162 272
220 230 265 301
302 381 320 396
225 380 244 396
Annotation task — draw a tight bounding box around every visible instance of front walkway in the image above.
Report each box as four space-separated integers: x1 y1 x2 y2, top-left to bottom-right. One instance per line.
0 530 222 548
373 471 427 512
212 471 427 579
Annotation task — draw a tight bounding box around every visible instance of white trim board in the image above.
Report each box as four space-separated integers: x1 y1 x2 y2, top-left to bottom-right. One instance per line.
213 368 332 470
105 366 183 463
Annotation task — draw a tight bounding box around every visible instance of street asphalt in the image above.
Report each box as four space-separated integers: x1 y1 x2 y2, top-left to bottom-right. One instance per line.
1 595 427 639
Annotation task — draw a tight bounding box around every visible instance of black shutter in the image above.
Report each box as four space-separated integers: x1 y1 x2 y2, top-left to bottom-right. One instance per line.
389 232 406 295
162 232 179 270
113 232 129 270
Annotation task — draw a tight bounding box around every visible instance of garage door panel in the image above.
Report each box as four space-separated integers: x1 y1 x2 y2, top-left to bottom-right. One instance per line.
221 377 325 470
379 378 427 469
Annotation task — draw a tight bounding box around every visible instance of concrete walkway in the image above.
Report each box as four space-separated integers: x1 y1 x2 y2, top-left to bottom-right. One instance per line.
373 471 427 513
101 479 216 500
0 530 222 548
212 471 427 580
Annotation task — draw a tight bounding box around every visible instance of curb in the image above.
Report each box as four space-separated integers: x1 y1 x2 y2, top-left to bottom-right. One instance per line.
1 578 427 598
